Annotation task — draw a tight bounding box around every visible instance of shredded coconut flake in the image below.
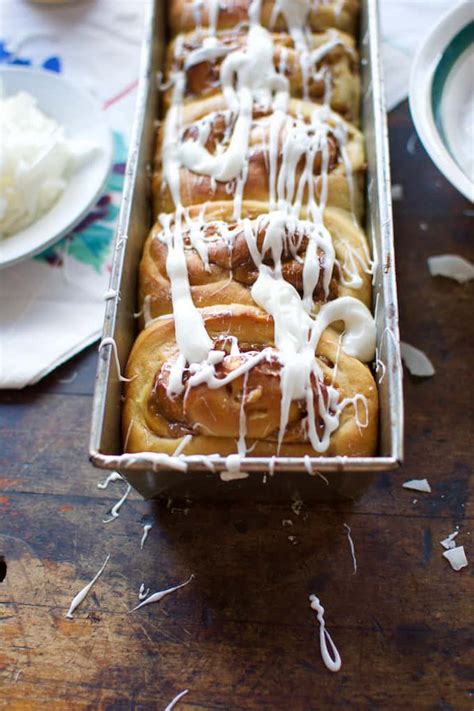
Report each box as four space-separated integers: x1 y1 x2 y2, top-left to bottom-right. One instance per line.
402 478 432 493
427 255 474 284
391 184 404 201
443 546 468 571
0 91 97 237
440 531 459 550
400 342 435 377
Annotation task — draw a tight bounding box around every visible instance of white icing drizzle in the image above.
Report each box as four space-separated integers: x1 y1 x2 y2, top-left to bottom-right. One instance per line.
177 24 289 218
129 574 194 613
140 523 153 550
184 37 235 70
343 522 357 574
220 454 250 481
66 554 110 619
99 337 134 383
95 452 188 473
172 434 193 456
303 455 329 484
154 0 374 465
251 265 373 453
138 583 151 600
268 455 277 476
163 689 189 711
309 593 342 672
103 483 132 524
164 214 213 388
97 471 124 489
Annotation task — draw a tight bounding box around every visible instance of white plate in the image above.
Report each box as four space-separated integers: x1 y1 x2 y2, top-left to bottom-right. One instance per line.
0 66 113 269
409 1 474 202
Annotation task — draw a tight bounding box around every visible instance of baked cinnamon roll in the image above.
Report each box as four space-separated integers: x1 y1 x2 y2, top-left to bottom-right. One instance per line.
123 305 377 457
122 0 379 464
139 202 372 323
153 98 365 221
168 0 360 38
165 28 360 123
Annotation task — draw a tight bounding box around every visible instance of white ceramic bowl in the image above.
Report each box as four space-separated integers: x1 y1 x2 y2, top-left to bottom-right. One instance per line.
409 1 474 201
0 66 113 269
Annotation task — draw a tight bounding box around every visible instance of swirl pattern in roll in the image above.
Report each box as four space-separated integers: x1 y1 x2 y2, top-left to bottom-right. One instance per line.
165 28 360 123
139 202 372 323
153 97 365 220
123 306 377 457
123 0 379 463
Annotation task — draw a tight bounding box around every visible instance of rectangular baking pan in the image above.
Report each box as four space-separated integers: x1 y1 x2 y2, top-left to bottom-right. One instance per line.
89 0 403 500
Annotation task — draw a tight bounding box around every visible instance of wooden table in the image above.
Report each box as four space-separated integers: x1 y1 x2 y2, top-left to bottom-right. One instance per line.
1 103 472 710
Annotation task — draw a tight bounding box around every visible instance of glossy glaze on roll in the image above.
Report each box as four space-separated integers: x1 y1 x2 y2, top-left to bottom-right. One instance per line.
123 0 379 463
139 202 372 323
168 0 360 38
164 28 360 123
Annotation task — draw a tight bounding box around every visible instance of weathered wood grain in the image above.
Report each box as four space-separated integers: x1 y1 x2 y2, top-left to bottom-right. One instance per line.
0 104 473 710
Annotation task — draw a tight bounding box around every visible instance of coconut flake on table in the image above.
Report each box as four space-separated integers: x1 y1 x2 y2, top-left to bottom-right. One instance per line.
400 342 435 377
402 478 432 493
0 91 97 238
443 546 468 571
427 255 474 284
391 184 404 201
440 531 459 550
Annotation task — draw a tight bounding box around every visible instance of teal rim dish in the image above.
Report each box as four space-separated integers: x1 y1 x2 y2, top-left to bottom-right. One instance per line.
409 1 474 201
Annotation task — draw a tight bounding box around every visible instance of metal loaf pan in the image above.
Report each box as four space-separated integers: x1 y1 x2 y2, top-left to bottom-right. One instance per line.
89 0 403 501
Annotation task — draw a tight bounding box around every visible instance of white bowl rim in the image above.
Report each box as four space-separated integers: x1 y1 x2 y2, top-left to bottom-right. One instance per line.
409 0 474 202
0 65 114 269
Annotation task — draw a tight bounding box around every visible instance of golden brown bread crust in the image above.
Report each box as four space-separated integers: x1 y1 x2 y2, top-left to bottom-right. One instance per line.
168 0 360 38
138 202 372 322
123 305 378 457
121 0 378 462
152 97 365 221
165 29 361 124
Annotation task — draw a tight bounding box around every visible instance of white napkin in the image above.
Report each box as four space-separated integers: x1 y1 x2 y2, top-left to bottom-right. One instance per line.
381 0 454 110
0 1 147 388
0 0 456 388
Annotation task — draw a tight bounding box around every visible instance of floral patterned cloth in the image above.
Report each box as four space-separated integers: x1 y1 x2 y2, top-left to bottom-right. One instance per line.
0 1 147 388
